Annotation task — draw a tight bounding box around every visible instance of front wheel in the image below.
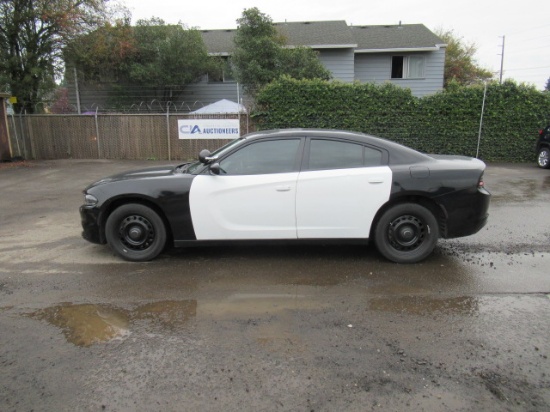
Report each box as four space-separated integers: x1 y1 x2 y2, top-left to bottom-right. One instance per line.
105 203 167 262
374 203 439 263
537 147 550 169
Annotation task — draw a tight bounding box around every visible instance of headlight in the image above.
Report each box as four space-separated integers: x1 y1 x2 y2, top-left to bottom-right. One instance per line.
84 194 98 206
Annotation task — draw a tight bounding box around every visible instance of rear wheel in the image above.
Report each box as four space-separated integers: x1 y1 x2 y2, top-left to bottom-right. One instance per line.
374 203 439 263
105 203 166 262
537 147 550 169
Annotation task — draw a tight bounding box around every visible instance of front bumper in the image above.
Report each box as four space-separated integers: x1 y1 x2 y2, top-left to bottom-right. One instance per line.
80 205 104 244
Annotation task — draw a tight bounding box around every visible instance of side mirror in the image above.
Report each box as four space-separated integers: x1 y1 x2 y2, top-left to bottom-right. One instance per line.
209 163 221 175
198 149 211 164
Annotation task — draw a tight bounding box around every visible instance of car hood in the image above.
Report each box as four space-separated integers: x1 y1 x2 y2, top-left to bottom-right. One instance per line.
85 165 176 189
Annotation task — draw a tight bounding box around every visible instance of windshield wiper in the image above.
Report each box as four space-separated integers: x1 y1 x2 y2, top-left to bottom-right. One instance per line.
176 163 191 173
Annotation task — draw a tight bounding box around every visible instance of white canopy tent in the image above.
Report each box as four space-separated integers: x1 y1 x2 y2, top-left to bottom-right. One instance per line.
190 99 246 114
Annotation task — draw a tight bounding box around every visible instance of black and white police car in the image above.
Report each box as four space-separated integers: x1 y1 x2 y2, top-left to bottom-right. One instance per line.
81 129 490 263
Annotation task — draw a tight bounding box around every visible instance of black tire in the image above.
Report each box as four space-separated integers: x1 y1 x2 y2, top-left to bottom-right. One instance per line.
374 203 439 264
537 147 550 169
105 203 167 262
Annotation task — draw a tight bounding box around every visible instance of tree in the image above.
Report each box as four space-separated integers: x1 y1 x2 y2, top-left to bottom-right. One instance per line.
128 18 216 103
435 29 493 87
545 77 550 92
232 8 284 95
232 7 330 96
0 0 109 113
279 47 332 81
64 17 218 109
63 18 136 83
49 87 72 113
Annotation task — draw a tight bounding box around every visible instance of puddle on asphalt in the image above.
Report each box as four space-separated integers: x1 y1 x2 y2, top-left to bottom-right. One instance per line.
133 300 197 330
27 300 196 347
28 304 130 347
200 293 326 317
368 296 479 316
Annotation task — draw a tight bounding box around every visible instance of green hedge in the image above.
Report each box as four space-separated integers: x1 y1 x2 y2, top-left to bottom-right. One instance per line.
253 77 550 162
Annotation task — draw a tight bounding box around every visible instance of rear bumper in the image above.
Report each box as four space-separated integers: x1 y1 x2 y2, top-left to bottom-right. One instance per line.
440 187 491 239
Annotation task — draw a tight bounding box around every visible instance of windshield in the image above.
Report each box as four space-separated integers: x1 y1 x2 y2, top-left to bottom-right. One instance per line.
186 137 244 174
210 137 244 158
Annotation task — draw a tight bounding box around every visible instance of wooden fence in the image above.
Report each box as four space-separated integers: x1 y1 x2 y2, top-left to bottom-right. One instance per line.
7 113 254 161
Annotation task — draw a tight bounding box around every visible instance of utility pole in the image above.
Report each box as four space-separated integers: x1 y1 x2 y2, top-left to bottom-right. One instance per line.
499 35 505 84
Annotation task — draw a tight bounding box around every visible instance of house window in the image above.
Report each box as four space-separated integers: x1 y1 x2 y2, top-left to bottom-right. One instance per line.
391 56 425 79
208 57 235 83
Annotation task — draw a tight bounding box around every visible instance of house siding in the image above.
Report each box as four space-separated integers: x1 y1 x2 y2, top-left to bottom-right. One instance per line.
354 48 445 97
180 80 246 111
317 49 355 83
181 49 357 105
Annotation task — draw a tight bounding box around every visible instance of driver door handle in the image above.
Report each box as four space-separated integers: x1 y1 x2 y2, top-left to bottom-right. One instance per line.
275 186 291 192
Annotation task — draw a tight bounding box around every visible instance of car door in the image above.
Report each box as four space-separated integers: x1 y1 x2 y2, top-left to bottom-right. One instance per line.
190 138 303 240
296 138 392 239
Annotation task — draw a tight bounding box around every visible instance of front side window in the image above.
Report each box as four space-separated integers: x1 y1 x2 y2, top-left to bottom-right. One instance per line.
219 139 301 175
307 139 382 170
391 55 425 79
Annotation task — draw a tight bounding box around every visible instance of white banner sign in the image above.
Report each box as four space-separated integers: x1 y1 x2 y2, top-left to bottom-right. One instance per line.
178 119 240 139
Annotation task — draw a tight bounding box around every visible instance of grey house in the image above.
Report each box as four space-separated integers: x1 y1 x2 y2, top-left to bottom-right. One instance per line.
66 21 445 112
181 21 446 106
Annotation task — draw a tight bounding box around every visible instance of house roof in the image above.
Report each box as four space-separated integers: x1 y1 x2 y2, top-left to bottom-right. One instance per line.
201 21 444 55
351 24 445 52
201 29 237 56
274 20 356 48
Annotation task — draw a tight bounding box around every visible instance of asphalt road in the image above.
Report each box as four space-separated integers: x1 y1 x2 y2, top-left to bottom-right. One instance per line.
1 160 549 411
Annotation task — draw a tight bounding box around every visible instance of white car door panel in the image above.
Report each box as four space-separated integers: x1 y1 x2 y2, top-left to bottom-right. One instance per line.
190 173 299 240
296 166 392 238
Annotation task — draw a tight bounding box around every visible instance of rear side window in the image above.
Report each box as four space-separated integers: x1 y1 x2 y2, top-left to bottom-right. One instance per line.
307 139 382 170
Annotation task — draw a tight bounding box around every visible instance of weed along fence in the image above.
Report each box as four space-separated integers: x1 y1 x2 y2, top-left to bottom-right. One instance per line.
7 113 254 161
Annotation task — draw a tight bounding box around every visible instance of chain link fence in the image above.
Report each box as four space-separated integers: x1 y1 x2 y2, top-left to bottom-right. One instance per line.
7 113 254 161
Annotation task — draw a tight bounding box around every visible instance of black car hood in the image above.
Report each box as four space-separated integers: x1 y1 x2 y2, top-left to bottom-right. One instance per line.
85 165 176 189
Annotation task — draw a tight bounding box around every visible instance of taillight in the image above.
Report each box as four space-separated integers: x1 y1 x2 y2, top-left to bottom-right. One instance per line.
539 129 544 136
478 174 485 189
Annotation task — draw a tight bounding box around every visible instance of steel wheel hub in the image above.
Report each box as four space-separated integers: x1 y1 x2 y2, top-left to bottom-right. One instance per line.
119 215 155 250
388 215 425 250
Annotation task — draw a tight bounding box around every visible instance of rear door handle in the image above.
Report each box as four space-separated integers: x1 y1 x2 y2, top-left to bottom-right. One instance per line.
368 179 384 184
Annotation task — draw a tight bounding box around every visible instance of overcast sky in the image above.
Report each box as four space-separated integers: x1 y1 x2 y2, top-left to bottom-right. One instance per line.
119 0 550 90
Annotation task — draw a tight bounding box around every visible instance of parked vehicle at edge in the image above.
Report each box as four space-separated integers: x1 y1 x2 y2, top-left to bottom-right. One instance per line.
535 125 550 169
80 129 491 264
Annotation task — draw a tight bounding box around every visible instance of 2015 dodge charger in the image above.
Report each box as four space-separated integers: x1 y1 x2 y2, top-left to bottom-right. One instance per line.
80 129 490 263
